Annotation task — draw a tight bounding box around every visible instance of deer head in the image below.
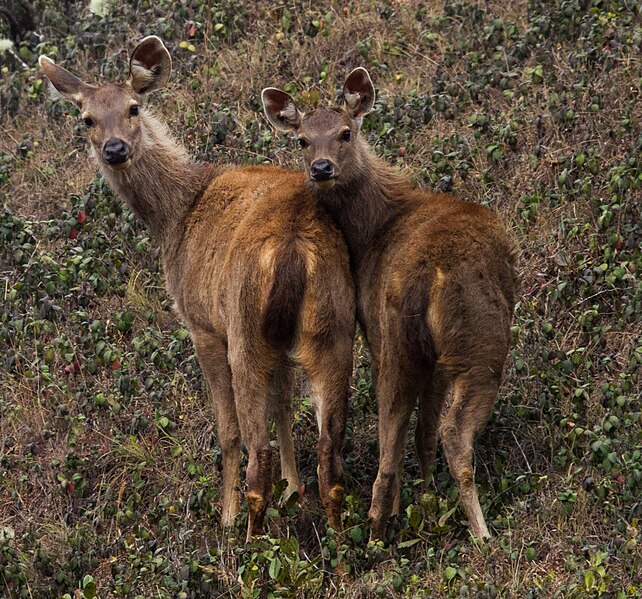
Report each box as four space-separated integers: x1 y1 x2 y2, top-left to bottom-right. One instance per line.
262 68 375 190
39 36 172 171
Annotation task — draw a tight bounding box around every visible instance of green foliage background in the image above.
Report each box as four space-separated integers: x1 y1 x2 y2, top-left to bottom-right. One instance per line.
0 0 640 597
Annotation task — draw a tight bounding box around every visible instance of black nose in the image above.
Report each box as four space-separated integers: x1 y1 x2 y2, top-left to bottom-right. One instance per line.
103 139 130 164
310 160 335 181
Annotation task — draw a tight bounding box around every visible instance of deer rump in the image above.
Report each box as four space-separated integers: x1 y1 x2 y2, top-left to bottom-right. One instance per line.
185 167 342 357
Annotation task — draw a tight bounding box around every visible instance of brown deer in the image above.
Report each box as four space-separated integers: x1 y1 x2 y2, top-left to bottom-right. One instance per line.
263 69 518 541
39 37 355 541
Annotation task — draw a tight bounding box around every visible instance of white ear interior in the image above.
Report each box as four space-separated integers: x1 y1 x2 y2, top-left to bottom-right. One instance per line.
344 90 362 112
129 59 157 88
280 101 299 122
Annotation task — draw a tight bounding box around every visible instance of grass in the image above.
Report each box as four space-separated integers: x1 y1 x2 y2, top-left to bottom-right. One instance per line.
1 0 641 597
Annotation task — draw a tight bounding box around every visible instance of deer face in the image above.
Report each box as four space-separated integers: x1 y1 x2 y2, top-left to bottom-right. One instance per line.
262 68 376 190
73 83 142 170
296 107 355 189
39 36 171 172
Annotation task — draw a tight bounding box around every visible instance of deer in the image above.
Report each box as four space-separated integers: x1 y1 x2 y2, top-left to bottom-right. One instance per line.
38 36 356 541
263 68 518 541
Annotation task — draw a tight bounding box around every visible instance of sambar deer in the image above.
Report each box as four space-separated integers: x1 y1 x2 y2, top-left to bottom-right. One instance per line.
39 37 355 540
263 69 518 541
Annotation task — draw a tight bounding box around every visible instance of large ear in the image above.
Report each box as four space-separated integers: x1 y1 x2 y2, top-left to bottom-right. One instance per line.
343 67 375 120
128 36 171 94
38 56 91 106
261 88 302 132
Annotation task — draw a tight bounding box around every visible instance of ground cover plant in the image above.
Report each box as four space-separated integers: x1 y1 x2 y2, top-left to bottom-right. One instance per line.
0 0 640 597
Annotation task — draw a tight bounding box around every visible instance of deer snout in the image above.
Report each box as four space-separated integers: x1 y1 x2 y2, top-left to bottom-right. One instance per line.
103 138 130 166
310 160 336 182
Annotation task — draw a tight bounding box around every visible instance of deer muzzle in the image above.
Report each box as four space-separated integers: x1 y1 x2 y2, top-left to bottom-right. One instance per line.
310 159 338 188
103 138 131 169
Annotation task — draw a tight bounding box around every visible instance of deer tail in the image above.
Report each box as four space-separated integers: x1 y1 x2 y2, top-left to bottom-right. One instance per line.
401 271 437 370
261 243 307 352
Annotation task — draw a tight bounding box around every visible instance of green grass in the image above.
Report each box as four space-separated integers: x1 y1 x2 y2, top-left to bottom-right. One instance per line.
1 0 640 597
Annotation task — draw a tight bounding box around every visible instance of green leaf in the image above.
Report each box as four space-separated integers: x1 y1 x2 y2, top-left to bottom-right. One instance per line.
438 505 458 528
408 505 423 531
268 557 282 580
272 478 288 502
284 489 300 509
397 538 421 549
445 566 457 581
350 526 363 544
281 8 292 32
83 575 96 599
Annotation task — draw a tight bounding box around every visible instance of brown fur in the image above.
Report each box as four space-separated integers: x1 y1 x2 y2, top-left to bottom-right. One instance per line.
40 38 355 540
263 71 518 541
261 241 307 352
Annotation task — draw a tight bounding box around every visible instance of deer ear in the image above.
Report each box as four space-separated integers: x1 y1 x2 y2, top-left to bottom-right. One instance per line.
343 68 375 120
38 56 91 106
128 36 171 94
261 88 302 132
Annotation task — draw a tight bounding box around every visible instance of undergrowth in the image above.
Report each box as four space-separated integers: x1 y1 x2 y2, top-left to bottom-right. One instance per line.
1 0 640 597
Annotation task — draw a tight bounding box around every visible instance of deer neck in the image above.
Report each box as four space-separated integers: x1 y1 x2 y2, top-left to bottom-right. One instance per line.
97 112 209 249
314 139 409 267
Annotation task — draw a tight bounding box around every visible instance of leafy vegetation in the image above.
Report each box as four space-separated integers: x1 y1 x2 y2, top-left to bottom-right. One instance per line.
1 0 640 596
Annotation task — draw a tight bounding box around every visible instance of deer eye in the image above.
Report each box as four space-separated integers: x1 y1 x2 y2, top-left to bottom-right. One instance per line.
298 138 308 149
129 105 139 117
83 117 94 128
341 129 351 142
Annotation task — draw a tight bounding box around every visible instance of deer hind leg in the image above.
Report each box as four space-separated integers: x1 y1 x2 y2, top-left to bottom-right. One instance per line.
270 359 299 499
297 336 352 532
192 332 240 528
368 355 419 541
440 367 501 540
415 366 450 486
228 341 277 542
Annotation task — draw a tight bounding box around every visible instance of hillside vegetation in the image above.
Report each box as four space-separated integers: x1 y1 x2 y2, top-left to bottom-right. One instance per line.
0 0 640 597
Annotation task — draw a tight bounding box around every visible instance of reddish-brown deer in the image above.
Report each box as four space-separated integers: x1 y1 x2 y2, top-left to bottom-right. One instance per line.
39 37 355 541
263 69 518 540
